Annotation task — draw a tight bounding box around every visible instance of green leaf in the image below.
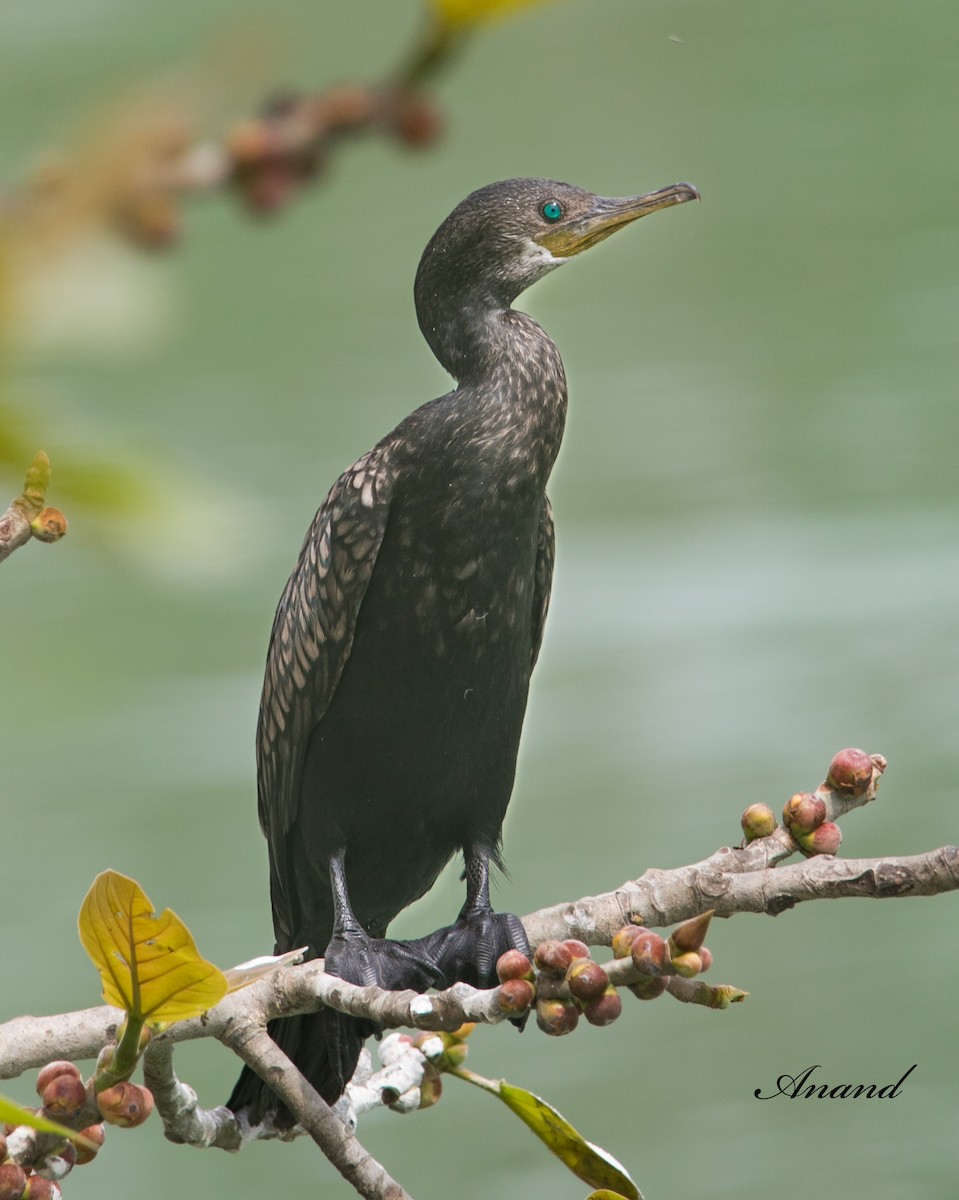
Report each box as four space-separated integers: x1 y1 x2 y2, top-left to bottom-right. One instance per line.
0 1094 96 1150
586 1192 633 1200
78 870 228 1026
452 1068 640 1199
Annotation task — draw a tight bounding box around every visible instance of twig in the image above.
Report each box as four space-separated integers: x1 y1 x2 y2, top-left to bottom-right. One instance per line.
0 451 67 564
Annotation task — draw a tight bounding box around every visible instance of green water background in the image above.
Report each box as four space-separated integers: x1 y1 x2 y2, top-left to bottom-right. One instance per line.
1 1 957 1197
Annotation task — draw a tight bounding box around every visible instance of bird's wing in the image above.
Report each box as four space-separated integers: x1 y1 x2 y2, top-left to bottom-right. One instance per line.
256 446 395 942
530 495 555 670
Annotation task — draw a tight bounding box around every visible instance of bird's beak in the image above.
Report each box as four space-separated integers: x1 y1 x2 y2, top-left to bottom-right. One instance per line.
536 183 700 258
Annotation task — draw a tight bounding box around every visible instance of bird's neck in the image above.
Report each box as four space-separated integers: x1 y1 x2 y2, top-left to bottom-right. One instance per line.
437 303 568 483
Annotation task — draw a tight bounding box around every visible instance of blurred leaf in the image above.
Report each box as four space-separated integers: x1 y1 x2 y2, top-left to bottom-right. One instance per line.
586 1193 633 1200
452 1068 640 1198
0 1094 97 1149
431 0 558 29
78 870 228 1026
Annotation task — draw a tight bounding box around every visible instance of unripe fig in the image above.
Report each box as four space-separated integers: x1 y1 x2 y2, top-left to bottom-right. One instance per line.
497 978 535 1015
96 1082 154 1128
583 986 623 1027
671 951 703 978
41 1075 86 1118
671 911 713 953
496 949 534 983
741 803 777 842
628 976 668 1001
417 1068 443 1110
535 998 579 1036
630 930 668 975
826 748 873 796
611 925 646 959
782 793 826 834
533 940 573 978
562 939 590 960
74 1125 105 1167
566 959 609 1003
0 1164 27 1200
22 1178 60 1200
796 821 843 857
35 1063 80 1098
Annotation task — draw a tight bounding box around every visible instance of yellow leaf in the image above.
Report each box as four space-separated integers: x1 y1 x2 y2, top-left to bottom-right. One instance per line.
497 1081 640 1199
0 1094 97 1150
430 0 557 30
78 870 228 1025
587 1193 633 1200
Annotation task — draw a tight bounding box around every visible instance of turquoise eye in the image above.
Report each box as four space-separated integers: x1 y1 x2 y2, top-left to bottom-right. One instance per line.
541 200 563 222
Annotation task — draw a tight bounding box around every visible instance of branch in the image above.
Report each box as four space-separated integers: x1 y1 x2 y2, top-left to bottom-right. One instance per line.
0 14 467 252
2 748 957 1195
0 451 67 564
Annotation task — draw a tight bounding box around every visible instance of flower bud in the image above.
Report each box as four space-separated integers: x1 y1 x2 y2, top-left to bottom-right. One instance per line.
495 950 534 983
41 1074 87 1118
535 998 579 1036
96 1082 154 1128
698 946 713 972
565 959 609 1003
782 793 826 834
741 803 777 842
35 1063 80 1098
671 911 713 953
630 930 668 975
671 951 703 978
533 940 573 978
0 1164 27 1200
497 978 535 1015
826 748 873 796
628 976 668 1001
796 821 843 857
74 1125 105 1167
583 986 622 1027
449 1023 476 1041
0 1133 7 1162
562 939 590 960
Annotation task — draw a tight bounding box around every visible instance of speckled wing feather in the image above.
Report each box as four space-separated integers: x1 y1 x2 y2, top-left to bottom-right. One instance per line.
530 495 555 669
256 446 395 948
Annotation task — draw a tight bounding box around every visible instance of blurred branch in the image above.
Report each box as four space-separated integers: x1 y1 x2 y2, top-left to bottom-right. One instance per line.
0 3 552 252
0 450 67 563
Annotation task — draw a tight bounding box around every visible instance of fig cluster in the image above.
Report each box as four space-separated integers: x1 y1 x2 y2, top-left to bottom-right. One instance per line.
612 910 714 997
0 1056 156 1198
782 792 842 856
495 939 622 1036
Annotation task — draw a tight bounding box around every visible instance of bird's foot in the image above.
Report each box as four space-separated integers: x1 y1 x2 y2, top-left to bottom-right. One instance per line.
320 929 448 1091
416 907 530 990
323 927 446 994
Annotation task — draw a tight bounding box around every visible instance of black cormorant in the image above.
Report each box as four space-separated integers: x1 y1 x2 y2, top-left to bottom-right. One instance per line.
228 177 698 1125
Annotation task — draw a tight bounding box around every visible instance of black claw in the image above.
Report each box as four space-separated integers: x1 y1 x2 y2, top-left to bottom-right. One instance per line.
418 908 530 990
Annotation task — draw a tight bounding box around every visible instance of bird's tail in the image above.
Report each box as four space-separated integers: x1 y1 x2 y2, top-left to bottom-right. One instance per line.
226 1008 373 1128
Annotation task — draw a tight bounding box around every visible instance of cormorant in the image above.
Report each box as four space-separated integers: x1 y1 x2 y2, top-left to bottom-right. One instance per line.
228 177 698 1125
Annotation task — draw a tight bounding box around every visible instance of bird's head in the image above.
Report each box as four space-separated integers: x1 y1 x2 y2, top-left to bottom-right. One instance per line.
416 177 700 309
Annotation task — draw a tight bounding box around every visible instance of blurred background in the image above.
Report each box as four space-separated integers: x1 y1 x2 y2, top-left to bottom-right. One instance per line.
2 0 957 1197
